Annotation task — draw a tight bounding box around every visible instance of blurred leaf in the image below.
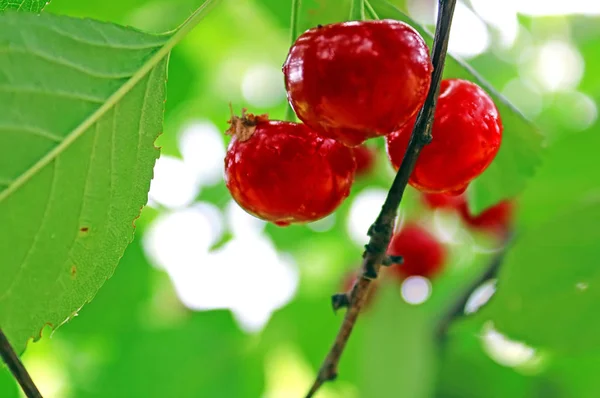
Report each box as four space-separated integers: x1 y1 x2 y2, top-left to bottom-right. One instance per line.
69 311 264 398
56 240 265 398
258 0 350 33
0 367 18 398
263 293 362 387
368 0 544 214
0 0 48 12
0 2 218 352
359 284 436 398
518 127 600 227
544 350 600 398
436 322 535 398
476 201 600 353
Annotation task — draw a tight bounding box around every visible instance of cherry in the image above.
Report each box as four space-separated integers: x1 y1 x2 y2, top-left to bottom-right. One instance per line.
387 223 446 279
353 144 376 177
224 110 356 226
283 20 432 147
422 193 514 236
386 78 503 194
459 200 514 237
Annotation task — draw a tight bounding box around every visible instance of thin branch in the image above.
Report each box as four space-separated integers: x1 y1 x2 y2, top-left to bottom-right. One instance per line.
305 1 457 397
0 328 42 398
435 234 513 343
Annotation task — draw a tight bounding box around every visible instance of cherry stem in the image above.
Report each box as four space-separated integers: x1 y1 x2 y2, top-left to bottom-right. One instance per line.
350 0 366 21
304 1 457 397
284 0 303 122
0 328 42 398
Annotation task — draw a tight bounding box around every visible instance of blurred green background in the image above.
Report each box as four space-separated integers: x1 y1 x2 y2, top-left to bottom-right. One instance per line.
3 0 600 397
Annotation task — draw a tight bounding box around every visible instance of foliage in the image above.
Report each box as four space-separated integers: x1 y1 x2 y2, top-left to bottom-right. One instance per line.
1 0 599 397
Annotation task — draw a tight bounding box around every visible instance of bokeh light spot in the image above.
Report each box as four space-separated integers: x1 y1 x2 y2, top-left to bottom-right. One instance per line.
401 276 432 305
178 120 226 187
241 63 287 108
148 155 200 209
465 280 496 314
347 188 389 246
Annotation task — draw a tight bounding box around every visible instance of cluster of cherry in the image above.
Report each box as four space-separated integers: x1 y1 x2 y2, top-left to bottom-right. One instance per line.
224 19 506 283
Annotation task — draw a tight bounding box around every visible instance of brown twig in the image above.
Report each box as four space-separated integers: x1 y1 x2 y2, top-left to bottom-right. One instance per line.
435 233 513 343
0 328 42 398
305 1 457 396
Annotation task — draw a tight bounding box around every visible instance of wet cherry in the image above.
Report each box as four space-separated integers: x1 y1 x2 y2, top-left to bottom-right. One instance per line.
283 20 432 147
386 78 503 194
353 144 376 177
224 111 356 226
387 223 446 279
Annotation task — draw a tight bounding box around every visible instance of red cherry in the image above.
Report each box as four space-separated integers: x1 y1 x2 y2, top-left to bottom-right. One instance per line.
224 111 356 226
459 200 514 236
387 223 446 279
353 145 376 177
386 79 503 193
422 192 467 211
283 20 433 147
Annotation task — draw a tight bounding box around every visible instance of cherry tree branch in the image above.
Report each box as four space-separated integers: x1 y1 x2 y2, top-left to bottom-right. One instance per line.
305 1 457 397
436 234 513 343
0 328 42 398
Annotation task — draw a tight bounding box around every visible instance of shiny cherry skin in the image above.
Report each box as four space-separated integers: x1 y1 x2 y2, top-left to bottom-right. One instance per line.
353 144 376 177
386 79 503 194
283 20 432 147
224 112 356 226
387 223 446 279
459 200 514 237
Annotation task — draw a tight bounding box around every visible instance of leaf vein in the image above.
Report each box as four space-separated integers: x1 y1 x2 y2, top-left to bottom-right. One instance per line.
1 47 136 80
0 124 62 143
0 85 106 104
0 160 58 303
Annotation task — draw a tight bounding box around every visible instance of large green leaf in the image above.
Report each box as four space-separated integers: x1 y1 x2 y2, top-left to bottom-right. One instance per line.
0 0 48 12
368 0 544 214
0 0 219 353
475 202 600 353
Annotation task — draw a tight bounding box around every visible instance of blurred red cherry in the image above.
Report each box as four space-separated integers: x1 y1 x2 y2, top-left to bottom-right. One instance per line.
459 200 514 237
387 223 446 279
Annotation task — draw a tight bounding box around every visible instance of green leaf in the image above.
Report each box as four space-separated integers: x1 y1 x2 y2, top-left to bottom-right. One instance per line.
436 322 536 398
0 0 220 353
358 284 436 398
518 128 600 227
0 0 48 12
367 0 544 214
476 202 600 353
55 240 265 398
